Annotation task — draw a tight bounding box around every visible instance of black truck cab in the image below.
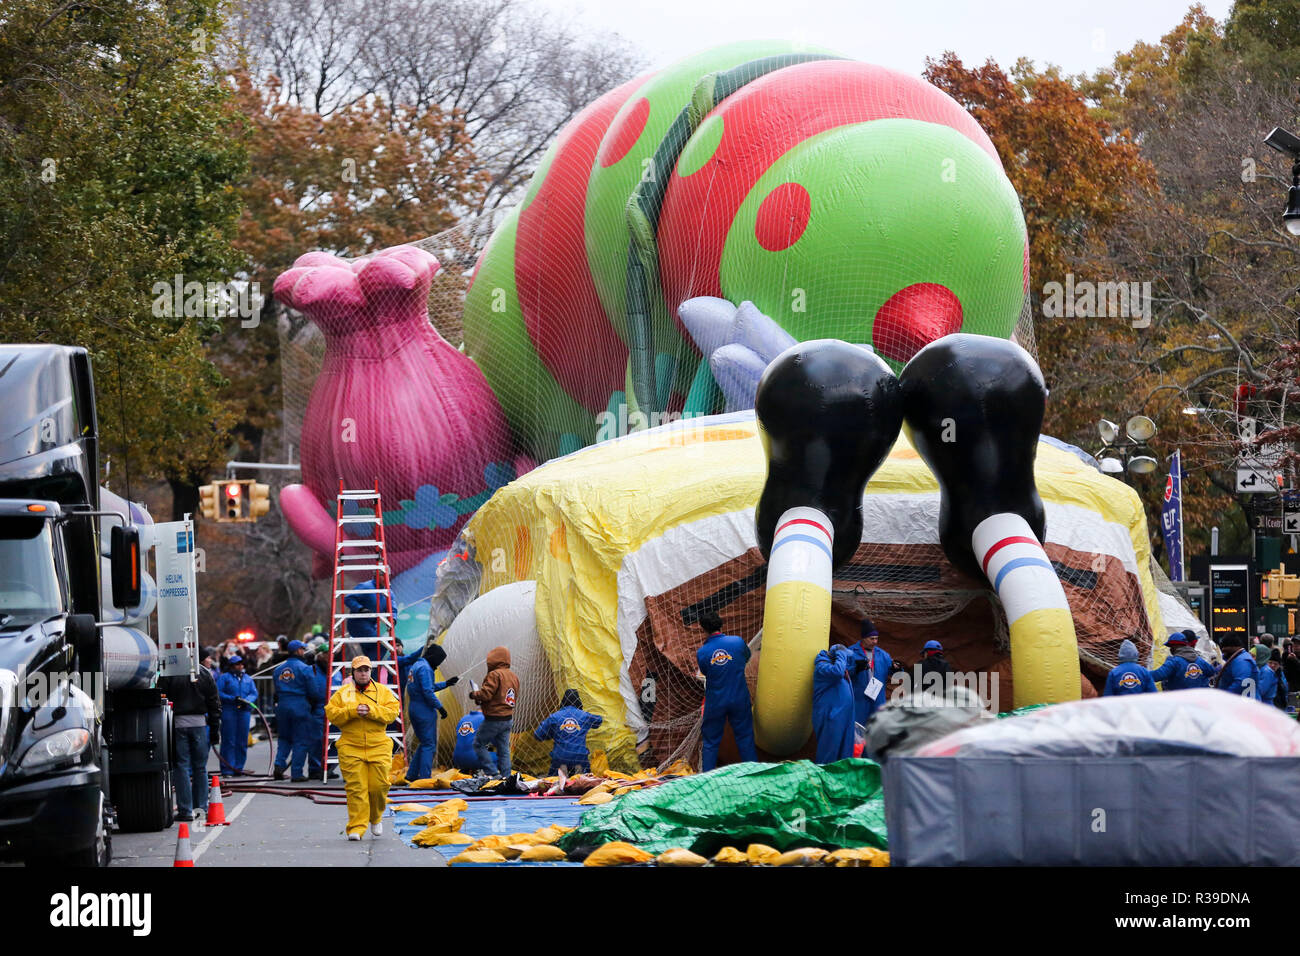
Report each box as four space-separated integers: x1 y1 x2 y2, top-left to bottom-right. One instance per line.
0 346 170 867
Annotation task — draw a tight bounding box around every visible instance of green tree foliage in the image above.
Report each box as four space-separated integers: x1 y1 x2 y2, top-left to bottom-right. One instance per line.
1082 3 1300 556
0 0 247 492
923 54 1156 475
928 4 1300 564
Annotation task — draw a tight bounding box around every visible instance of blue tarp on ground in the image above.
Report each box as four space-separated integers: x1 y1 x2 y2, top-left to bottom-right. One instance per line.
393 795 591 865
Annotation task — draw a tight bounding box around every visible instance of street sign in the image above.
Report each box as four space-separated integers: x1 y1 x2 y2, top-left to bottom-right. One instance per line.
1286 512 1300 535
1258 514 1285 531
1237 465 1280 493
1240 443 1286 469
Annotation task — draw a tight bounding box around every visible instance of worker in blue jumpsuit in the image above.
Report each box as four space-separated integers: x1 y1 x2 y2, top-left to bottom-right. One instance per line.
344 577 388 660
273 641 322 781
812 644 855 763
1148 630 1214 690
397 645 423 698
534 689 604 774
306 650 331 779
406 643 458 781
1216 633 1260 698
217 656 258 775
1254 645 1281 706
847 619 893 727
695 610 757 772
1103 639 1156 695
453 708 485 773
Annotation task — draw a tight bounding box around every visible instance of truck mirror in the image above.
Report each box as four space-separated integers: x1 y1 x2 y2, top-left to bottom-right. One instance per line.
111 524 141 610
67 614 101 675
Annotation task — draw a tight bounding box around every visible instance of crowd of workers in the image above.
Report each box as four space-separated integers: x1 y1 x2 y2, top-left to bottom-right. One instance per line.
163 596 1298 838
1103 629 1296 707
166 574 607 839
700 612 909 768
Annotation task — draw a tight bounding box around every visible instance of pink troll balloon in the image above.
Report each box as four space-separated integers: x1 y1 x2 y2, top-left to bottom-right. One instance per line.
274 246 522 577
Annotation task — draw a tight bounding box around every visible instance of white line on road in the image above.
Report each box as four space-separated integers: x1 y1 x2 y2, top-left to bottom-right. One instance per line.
192 792 255 862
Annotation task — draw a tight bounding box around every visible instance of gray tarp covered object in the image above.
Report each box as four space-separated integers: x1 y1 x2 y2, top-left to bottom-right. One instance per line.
884 689 1300 865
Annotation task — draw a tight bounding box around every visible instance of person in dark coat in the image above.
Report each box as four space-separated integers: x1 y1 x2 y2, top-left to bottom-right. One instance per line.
159 664 221 822
1282 640 1300 696
918 639 951 693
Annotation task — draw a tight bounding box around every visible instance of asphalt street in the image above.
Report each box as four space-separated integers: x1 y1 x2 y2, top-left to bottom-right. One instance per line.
111 747 447 868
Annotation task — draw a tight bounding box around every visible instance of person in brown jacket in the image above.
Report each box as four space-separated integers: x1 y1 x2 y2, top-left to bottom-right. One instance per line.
469 646 520 775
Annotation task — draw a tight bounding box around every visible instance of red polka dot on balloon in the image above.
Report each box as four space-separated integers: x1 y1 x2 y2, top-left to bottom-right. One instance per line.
754 182 811 252
873 283 963 363
599 97 650 168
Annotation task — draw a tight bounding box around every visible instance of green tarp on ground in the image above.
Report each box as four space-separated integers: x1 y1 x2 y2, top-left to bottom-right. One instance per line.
556 759 888 857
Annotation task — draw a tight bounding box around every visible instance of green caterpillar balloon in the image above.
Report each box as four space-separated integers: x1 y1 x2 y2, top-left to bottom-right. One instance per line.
463 40 1029 462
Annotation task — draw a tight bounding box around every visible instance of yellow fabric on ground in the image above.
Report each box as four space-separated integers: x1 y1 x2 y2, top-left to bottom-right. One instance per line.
449 849 506 864
406 769 471 789
711 846 748 865
825 847 890 867
746 843 781 865
657 848 709 866
583 841 654 866
413 830 473 847
519 845 567 861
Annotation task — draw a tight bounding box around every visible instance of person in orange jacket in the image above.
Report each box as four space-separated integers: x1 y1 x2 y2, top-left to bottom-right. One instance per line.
325 655 401 840
469 646 520 776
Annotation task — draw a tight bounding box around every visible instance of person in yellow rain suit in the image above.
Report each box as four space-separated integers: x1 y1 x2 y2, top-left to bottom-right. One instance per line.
325 656 401 840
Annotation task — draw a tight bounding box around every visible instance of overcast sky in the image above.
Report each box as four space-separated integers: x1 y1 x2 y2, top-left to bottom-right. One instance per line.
541 0 1235 78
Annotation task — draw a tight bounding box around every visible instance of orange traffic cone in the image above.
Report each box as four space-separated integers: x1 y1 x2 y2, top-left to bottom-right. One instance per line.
205 775 229 826
174 822 195 867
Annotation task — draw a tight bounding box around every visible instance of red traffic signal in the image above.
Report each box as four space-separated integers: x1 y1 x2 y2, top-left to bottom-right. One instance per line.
224 482 242 499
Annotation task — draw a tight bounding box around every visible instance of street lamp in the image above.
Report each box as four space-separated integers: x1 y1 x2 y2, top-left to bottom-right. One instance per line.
1263 127 1300 236
1096 414 1159 480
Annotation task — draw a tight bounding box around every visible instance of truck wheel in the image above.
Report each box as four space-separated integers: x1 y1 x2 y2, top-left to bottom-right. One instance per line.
113 770 169 832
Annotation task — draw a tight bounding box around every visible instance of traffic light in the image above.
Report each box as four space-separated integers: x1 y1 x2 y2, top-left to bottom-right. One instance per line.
198 483 219 520
1262 564 1300 605
249 481 271 519
224 481 243 520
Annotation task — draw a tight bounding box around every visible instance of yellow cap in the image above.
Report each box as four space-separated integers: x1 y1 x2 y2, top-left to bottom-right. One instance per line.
350 655 372 670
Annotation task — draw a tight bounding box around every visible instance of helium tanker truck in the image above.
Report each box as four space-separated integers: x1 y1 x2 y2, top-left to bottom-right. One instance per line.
0 345 200 866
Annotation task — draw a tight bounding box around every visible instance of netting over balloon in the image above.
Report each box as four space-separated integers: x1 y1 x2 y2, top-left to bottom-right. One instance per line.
273 41 1171 776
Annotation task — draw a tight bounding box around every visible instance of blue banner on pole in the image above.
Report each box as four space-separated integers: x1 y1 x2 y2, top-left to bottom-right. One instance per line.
1161 449 1185 582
